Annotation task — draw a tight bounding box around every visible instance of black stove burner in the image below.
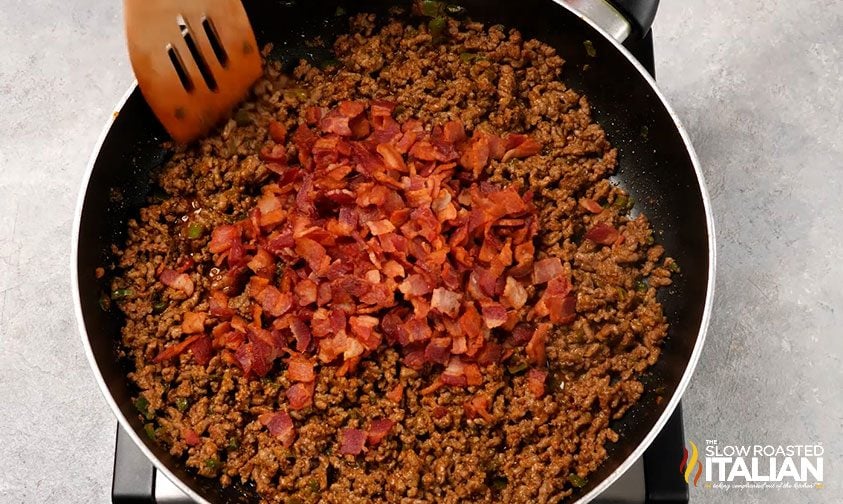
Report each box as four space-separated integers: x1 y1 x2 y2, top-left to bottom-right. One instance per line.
112 30 688 504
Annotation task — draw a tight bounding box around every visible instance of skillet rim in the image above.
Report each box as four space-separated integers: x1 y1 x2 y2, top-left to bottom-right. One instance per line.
71 3 716 502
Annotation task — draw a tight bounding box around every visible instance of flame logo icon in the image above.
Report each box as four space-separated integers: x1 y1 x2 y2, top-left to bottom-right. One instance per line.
679 441 703 487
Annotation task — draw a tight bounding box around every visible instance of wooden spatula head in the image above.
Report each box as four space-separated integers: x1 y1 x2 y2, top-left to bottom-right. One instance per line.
124 0 262 144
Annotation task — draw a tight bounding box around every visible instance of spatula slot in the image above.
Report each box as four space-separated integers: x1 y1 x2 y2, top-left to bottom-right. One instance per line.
176 14 218 92
166 45 194 92
202 17 229 68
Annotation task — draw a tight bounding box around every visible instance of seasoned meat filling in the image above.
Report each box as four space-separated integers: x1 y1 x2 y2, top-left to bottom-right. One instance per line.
110 13 674 504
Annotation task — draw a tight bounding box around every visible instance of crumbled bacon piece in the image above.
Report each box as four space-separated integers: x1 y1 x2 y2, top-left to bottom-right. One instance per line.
430 288 461 318
209 225 241 254
386 383 404 403
502 134 542 162
260 411 295 447
154 334 201 363
286 382 314 410
287 353 315 382
367 418 395 446
479 302 506 329
159 269 194 296
532 257 564 284
464 394 493 422
585 222 620 245
579 198 603 214
209 290 235 319
526 323 552 366
268 120 287 143
502 276 528 309
183 428 201 447
189 336 213 366
181 311 206 334
339 428 367 455
527 368 548 398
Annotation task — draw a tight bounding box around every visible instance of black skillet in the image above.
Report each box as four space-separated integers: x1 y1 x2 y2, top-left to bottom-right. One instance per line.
73 1 715 502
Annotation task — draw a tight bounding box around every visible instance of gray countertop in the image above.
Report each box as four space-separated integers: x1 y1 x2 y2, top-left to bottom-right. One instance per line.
0 1 840 502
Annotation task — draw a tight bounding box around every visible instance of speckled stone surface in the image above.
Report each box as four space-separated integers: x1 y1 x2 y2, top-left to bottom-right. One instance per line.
0 1 839 502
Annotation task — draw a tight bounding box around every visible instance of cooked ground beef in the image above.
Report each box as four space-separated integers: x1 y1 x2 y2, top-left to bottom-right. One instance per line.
110 13 674 504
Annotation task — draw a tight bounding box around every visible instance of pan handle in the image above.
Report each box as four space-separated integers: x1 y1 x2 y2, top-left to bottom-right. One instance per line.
561 0 659 42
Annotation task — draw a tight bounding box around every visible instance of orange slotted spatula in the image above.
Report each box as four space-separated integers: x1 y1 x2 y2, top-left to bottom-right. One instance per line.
124 0 263 144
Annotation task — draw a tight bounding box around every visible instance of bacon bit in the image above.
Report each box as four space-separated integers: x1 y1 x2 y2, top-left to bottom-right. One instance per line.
294 279 318 306
475 341 502 366
483 132 506 160
502 276 528 309
502 135 541 162
338 100 365 118
208 291 234 319
367 418 395 446
386 383 404 403
260 411 295 447
443 120 467 143
260 144 287 163
340 428 367 455
189 336 213 365
295 237 327 273
409 140 439 161
235 341 273 377
209 225 241 254
247 248 275 278
287 353 315 382
290 317 312 352
527 368 548 398
441 356 483 387
459 305 483 340
403 318 432 344
305 106 324 126
525 323 552 366
183 428 201 447
160 269 194 296
430 288 461 318
459 135 490 178
532 257 564 284
376 143 407 171
181 311 206 334
585 222 620 245
292 124 318 159
370 100 396 124
154 334 201 363
382 260 406 279
255 286 293 317
579 198 603 214
398 274 433 298
349 115 371 138
512 323 534 346
464 394 493 422
367 219 396 236
287 382 314 410
347 317 376 350
480 302 508 329
546 294 577 325
420 377 444 395
424 337 452 365
320 114 351 136
471 267 498 298
268 120 287 143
